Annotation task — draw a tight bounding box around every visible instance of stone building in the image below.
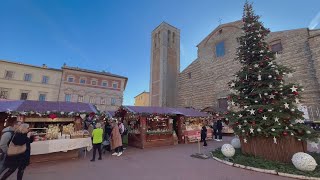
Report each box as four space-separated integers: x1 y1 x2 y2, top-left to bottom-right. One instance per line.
150 22 180 107
176 21 320 118
0 60 62 101
0 60 127 112
134 91 150 106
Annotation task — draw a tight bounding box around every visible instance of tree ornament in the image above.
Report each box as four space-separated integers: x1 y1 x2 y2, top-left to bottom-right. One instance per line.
284 103 290 109
271 128 275 132
243 138 248 143
221 144 236 158
249 109 255 115
262 115 267 120
257 128 261 132
283 131 288 136
292 152 317 172
269 94 275 99
290 86 298 92
258 108 263 113
293 91 299 95
268 75 272 79
231 138 241 148
258 74 261 80
274 117 279 122
273 136 277 144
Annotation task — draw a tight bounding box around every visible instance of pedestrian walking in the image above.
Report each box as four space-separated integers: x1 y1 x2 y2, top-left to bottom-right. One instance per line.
0 119 21 175
1 123 33 180
90 123 103 162
216 119 223 141
200 125 207 147
213 121 218 140
111 121 123 157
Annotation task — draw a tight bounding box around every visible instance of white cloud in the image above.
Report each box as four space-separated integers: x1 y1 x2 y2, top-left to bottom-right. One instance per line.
309 11 320 30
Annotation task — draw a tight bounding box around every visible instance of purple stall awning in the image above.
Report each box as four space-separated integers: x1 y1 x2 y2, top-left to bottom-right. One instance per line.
122 106 210 117
0 100 98 113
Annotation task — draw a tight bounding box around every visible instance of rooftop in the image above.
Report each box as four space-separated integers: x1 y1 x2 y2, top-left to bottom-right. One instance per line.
0 100 98 113
134 91 150 98
0 59 61 72
62 65 128 80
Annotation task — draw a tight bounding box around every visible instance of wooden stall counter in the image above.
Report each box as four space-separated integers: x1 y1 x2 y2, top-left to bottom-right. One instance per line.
30 137 92 163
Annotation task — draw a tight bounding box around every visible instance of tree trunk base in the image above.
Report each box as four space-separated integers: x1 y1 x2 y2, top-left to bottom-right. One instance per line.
240 136 307 163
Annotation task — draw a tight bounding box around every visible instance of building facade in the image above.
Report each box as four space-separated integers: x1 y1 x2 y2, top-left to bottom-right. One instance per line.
134 91 150 106
59 65 127 111
176 21 320 118
0 60 62 101
150 22 180 107
0 60 127 112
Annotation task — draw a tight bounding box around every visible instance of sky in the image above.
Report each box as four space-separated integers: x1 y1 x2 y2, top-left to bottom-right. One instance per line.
0 0 319 105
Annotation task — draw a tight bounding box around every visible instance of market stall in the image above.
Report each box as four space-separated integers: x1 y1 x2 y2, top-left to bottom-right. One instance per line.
115 106 177 149
115 106 211 148
174 108 212 144
201 106 234 134
0 100 97 163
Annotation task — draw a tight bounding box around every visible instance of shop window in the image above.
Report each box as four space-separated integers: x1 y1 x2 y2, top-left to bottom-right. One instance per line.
216 41 225 57
20 92 28 100
218 98 228 111
42 76 49 84
39 94 46 101
65 94 71 102
24 74 32 82
5 71 14 79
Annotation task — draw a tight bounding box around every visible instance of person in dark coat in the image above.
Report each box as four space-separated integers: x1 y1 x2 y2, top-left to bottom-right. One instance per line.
200 126 207 147
216 119 223 141
1 123 33 180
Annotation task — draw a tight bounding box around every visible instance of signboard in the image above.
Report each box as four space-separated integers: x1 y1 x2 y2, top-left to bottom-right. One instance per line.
25 118 74 123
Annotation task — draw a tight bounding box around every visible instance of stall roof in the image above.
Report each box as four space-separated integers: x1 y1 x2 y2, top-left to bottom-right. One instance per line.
0 100 98 113
122 106 210 117
106 111 115 118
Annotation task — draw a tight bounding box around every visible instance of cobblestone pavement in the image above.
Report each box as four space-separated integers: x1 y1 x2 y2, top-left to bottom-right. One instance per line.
6 136 314 180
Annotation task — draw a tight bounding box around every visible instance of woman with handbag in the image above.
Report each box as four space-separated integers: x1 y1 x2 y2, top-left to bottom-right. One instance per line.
1 123 33 180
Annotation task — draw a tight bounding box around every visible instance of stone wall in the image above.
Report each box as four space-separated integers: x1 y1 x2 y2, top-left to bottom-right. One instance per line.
177 21 320 112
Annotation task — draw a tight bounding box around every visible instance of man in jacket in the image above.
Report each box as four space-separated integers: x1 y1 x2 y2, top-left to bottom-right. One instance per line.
216 119 223 141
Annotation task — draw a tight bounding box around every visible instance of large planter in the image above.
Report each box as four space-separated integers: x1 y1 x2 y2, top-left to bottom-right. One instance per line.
240 136 307 163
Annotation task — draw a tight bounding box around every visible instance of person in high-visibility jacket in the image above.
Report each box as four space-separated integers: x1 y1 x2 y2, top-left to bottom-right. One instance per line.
91 123 103 162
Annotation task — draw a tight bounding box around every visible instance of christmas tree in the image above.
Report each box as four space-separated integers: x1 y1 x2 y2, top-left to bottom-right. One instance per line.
226 2 319 144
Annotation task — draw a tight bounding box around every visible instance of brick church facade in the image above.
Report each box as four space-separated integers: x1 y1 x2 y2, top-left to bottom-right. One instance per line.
150 20 320 120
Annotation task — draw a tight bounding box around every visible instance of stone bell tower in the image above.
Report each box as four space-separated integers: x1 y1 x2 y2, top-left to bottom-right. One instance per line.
150 22 180 107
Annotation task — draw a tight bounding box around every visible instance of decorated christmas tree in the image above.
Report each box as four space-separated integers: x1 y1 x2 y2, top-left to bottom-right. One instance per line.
226 2 319 161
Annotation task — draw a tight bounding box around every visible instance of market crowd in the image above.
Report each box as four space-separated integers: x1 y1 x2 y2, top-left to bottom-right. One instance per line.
83 114 127 161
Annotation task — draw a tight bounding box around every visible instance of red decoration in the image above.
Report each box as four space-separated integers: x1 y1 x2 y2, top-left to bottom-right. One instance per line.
283 131 288 136
258 108 263 113
259 62 264 66
293 92 299 95
49 114 57 120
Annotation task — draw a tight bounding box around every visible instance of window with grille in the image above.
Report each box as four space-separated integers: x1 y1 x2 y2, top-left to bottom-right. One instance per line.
100 98 106 105
65 94 71 102
5 71 14 79
0 90 9 99
111 98 116 106
67 76 74 83
218 98 228 112
42 76 49 84
271 42 283 54
20 93 28 100
112 82 118 89
39 94 46 101
102 81 108 87
24 74 32 81
80 78 86 84
78 95 84 102
89 97 95 104
91 80 97 86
